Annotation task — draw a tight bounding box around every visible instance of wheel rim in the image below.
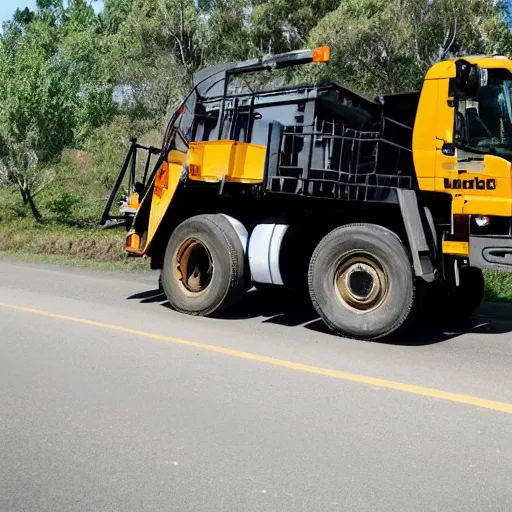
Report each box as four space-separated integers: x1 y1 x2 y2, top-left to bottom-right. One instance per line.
174 239 213 294
334 252 389 312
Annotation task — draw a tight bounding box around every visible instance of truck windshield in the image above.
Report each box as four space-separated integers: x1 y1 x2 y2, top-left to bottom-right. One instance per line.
456 68 512 161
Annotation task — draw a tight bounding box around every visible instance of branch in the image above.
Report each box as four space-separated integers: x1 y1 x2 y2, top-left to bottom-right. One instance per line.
413 23 420 61
32 174 54 197
441 15 457 60
173 34 189 68
432 10 458 64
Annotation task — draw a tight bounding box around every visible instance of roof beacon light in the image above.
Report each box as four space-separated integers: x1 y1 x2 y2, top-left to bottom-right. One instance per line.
312 46 331 63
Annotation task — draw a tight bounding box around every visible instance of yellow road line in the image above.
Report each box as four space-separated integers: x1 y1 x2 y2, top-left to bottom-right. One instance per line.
2 301 512 415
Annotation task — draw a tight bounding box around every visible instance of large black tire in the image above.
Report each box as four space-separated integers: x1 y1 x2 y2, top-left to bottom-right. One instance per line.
308 223 417 340
425 266 485 322
161 214 246 316
453 266 485 317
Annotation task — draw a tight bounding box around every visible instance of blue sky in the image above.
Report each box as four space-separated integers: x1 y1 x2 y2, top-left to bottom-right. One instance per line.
0 0 104 23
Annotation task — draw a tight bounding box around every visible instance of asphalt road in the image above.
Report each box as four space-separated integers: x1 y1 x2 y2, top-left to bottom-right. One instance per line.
1 258 512 512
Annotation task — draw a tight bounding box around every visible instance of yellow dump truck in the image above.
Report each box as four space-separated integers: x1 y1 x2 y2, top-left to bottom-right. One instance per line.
101 47 512 340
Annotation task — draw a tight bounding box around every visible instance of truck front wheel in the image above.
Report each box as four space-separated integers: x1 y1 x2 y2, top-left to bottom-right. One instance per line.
161 214 246 316
426 266 485 322
453 266 485 318
308 223 417 340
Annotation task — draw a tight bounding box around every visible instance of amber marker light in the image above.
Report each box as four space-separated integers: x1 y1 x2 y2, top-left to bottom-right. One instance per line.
312 46 331 63
126 233 141 251
154 161 169 198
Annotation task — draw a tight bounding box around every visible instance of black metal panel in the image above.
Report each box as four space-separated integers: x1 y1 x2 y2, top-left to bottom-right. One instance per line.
265 112 414 203
263 121 284 192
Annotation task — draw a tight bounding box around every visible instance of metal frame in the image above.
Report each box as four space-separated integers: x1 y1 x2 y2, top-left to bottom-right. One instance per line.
100 138 161 226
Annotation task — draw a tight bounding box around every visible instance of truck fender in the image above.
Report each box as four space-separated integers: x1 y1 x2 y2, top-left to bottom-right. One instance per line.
248 224 290 285
218 214 249 254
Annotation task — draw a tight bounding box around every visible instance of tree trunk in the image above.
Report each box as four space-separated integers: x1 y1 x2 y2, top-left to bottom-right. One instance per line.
25 189 43 223
19 187 28 204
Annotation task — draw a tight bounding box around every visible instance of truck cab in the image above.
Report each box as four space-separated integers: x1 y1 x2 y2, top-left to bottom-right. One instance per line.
414 56 512 272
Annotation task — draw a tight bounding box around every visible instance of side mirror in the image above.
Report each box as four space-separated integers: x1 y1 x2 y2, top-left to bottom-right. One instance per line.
441 143 456 156
455 60 485 99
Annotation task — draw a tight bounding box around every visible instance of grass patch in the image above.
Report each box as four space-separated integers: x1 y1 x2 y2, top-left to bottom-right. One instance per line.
484 270 512 303
0 218 127 261
0 249 151 273
0 216 150 273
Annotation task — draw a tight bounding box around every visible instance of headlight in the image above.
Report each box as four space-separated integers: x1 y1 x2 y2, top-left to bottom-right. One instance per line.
475 216 491 228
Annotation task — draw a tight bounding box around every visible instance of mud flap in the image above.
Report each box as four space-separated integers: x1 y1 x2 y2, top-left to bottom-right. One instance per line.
396 189 437 282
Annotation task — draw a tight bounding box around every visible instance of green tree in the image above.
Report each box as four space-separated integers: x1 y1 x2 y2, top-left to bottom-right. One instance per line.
0 134 53 222
101 0 202 125
0 0 116 220
305 0 512 95
101 0 138 34
248 0 338 54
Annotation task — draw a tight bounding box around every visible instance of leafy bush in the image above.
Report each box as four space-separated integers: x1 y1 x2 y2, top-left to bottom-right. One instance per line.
48 193 81 222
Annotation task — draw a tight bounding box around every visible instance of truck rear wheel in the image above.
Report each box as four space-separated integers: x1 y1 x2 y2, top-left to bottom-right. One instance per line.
161 214 246 316
308 223 417 340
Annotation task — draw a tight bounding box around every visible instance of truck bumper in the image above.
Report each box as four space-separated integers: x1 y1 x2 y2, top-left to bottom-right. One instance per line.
469 235 512 272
